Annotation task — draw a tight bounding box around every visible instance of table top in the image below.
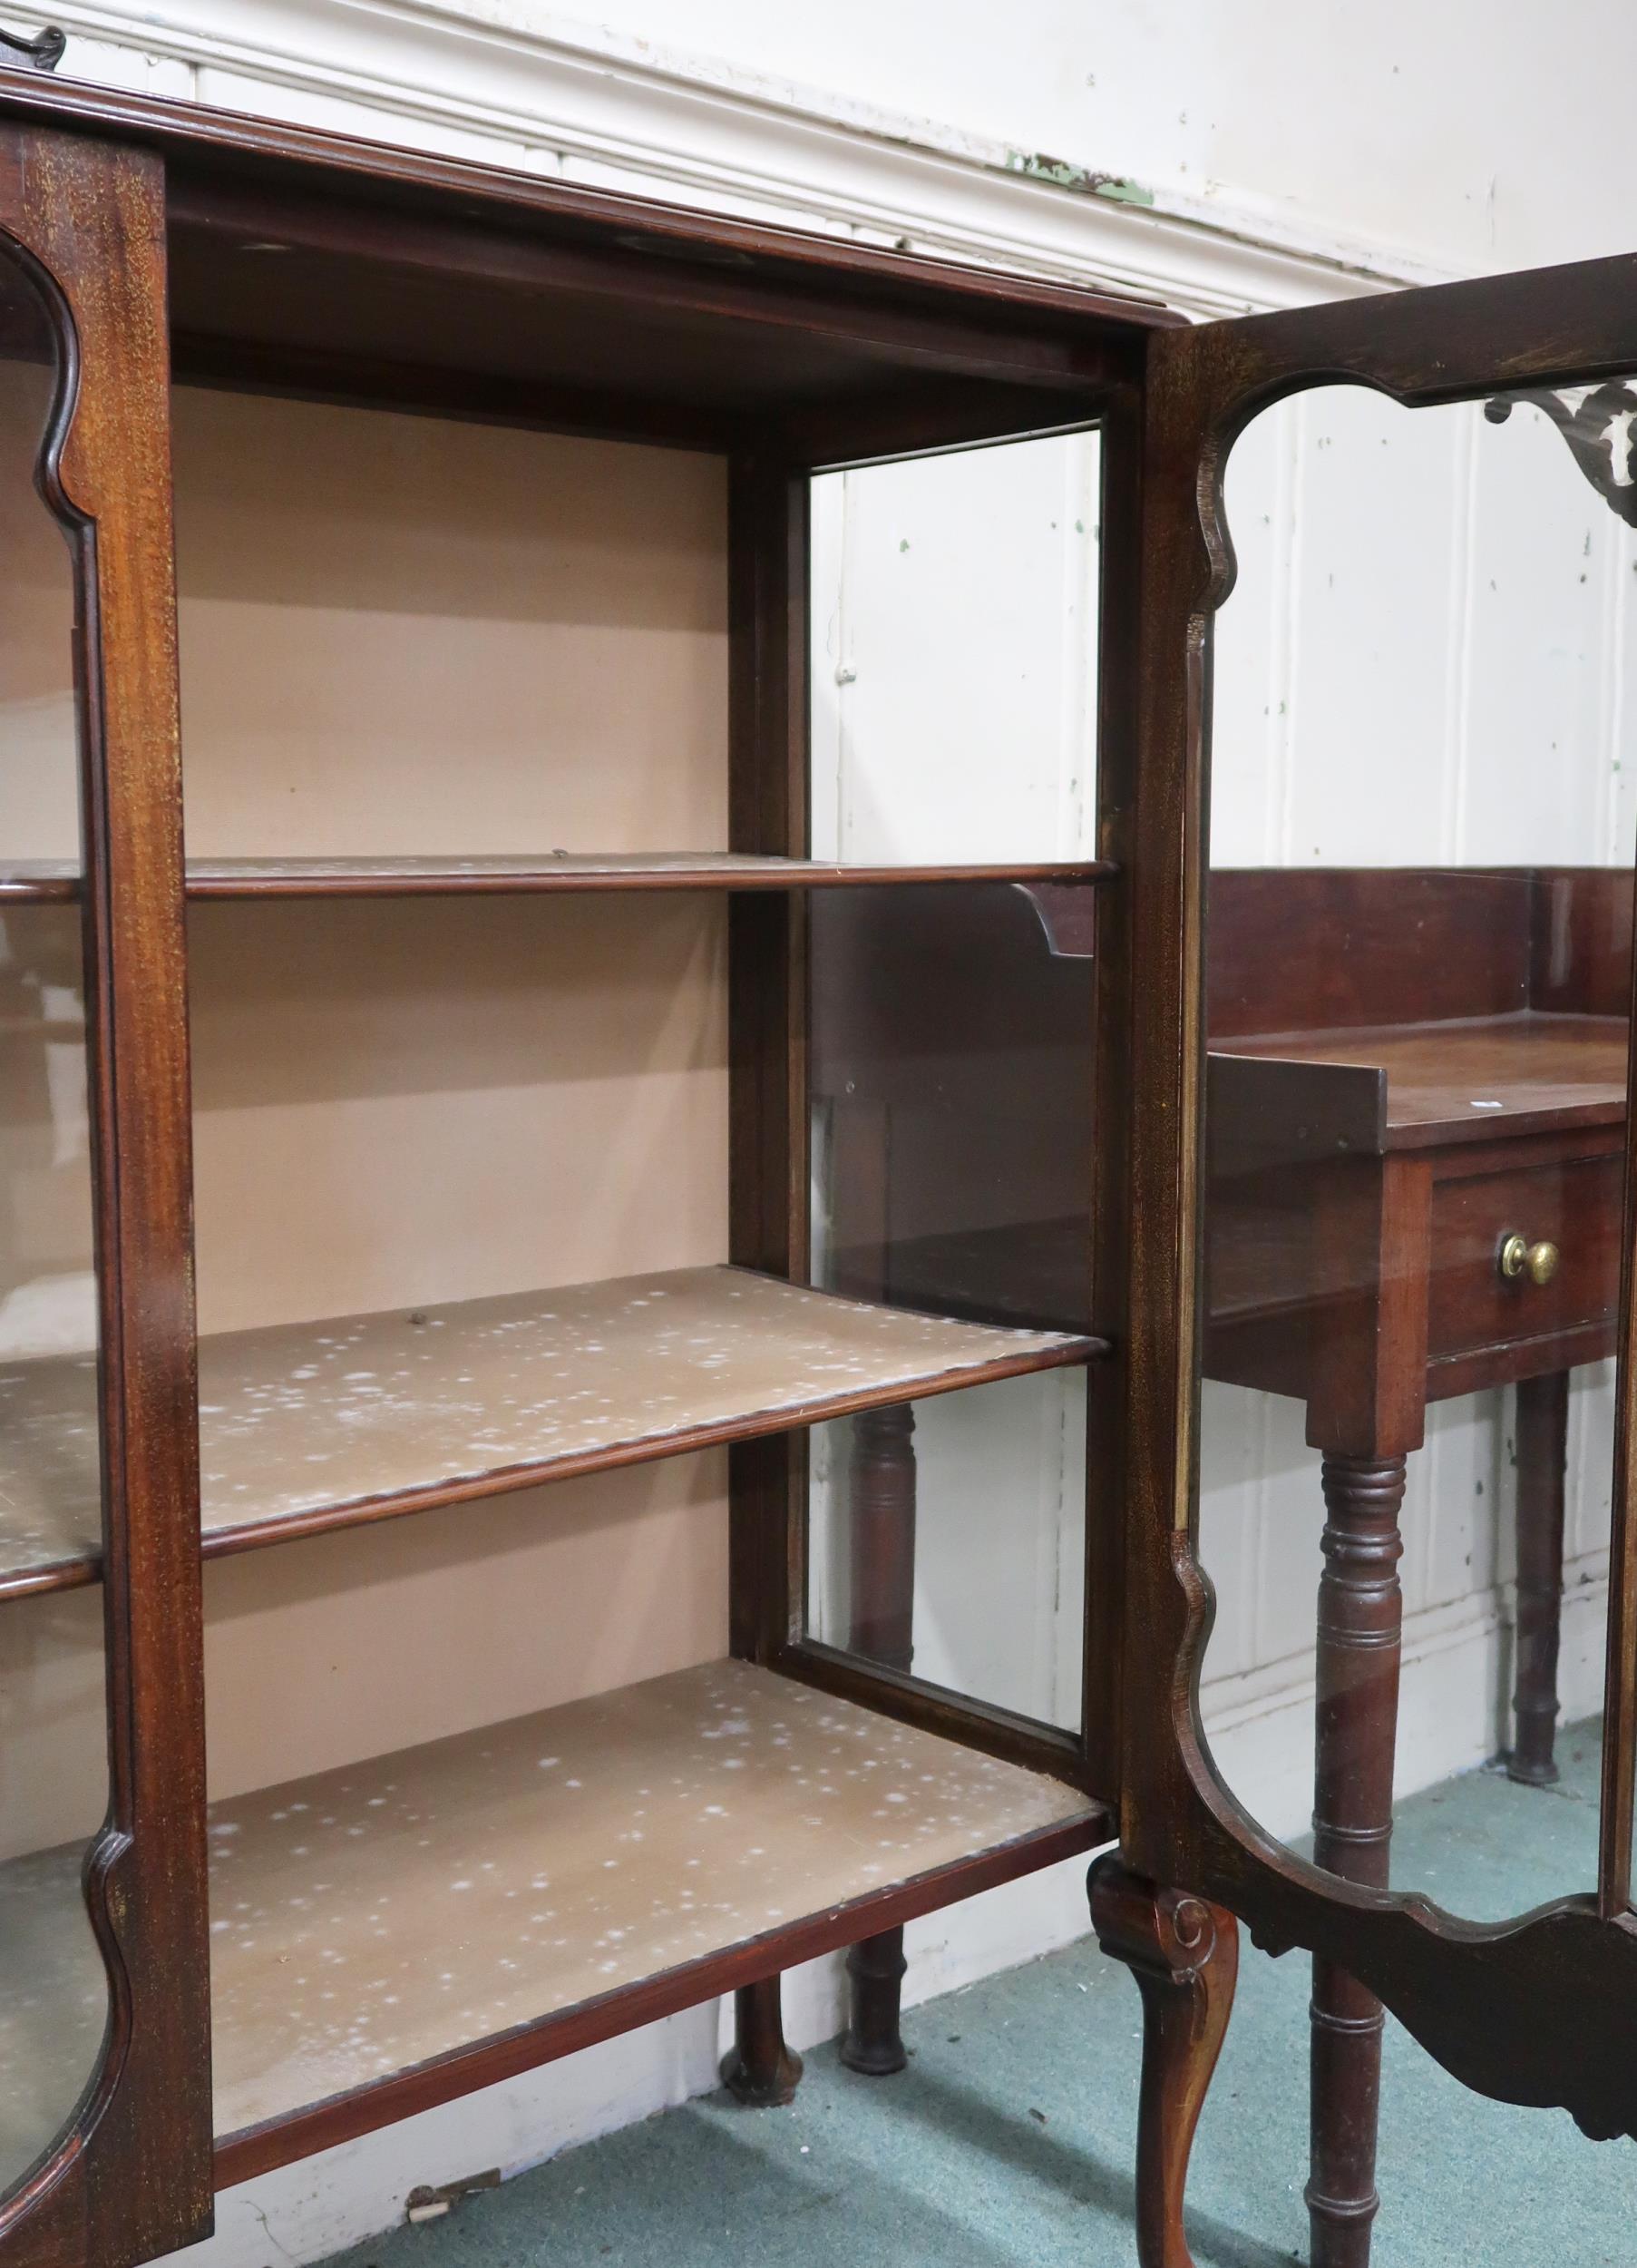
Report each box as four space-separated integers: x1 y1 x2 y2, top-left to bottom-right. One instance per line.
1213 1012 1628 1151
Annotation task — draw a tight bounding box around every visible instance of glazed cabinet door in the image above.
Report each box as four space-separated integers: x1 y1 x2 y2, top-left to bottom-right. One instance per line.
0 128 209 2266
1125 251 1637 2148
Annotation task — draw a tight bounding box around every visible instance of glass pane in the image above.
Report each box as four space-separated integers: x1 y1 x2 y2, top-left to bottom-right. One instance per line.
809 430 1101 865
1198 377 1637 1922
798 428 1097 1733
804 1376 1086 1726
804 863 1096 1723
804 431 1103 1729
0 262 111 2187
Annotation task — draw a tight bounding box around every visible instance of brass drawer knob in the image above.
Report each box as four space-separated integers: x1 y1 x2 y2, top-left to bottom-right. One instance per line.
1499 1233 1560 1286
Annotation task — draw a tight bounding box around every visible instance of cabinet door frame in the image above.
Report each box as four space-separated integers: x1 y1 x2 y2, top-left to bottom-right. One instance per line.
0 125 211 2267
1123 250 1637 2139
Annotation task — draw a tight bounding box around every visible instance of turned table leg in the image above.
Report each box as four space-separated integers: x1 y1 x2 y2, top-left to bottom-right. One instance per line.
842 1400 917 2077
1509 1370 1569 1787
1089 1853 1239 2268
721 1978 804 2106
1306 1451 1406 2268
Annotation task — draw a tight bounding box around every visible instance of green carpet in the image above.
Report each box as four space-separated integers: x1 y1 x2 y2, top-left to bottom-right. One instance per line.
323 1724 1635 2267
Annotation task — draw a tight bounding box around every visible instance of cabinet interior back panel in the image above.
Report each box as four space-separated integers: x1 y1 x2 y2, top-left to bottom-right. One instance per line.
172 387 728 860
170 396 733 1813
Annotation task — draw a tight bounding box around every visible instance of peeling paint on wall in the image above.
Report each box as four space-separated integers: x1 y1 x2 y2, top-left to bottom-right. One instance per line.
1003 150 1156 207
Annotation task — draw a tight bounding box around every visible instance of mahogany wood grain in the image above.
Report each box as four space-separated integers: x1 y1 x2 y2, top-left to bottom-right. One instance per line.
1511 1370 1570 1787
724 443 810 2094
171 325 739 453
1208 869 1532 1038
0 127 214 2268
1307 1454 1407 2268
1304 1161 1430 1460
845 1403 920 1676
1597 929 1637 1921
0 58 1185 454
1117 258 1637 2242
161 177 1150 404
0 68 1187 366
719 1984 803 2107
186 853 1116 897
1199 917 1632 2255
840 1402 917 2078
1529 868 1635 1019
1217 1013 1626 1150
1426 1150 1621 1357
1081 376 1145 1804
0 855 1120 901
775 375 1120 475
1088 1856 1239 2268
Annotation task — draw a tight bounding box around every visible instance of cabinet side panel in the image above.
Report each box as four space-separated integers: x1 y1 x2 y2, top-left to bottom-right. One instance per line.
0 128 211 2268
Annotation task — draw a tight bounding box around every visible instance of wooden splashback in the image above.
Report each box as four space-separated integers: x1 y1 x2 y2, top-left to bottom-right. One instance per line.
1208 865 1634 1036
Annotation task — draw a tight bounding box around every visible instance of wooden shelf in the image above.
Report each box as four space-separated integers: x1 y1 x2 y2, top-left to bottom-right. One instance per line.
0 1659 1108 2188
0 864 77 904
0 854 1113 904
0 1265 1098 1598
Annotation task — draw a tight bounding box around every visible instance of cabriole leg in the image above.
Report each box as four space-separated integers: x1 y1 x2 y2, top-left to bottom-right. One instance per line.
1307 1451 1406 2268
1509 1369 1569 1787
721 1977 804 2107
1089 1853 1239 2268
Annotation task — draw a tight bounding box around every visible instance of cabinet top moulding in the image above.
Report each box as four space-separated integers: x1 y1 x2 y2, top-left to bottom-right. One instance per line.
0 854 1116 903
0 65 1177 451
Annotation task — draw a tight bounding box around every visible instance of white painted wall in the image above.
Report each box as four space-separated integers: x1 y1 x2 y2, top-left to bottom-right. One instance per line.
8 5 1634 2261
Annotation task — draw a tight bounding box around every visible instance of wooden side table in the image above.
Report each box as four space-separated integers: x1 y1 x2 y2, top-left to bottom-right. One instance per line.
809 865 1631 2267
1204 864 1628 2267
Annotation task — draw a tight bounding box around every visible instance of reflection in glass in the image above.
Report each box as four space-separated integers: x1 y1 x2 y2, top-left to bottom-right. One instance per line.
805 1377 1087 1729
802 875 1094 1729
802 428 1104 1726
1199 378 1637 1933
0 259 111 2189
808 430 1101 868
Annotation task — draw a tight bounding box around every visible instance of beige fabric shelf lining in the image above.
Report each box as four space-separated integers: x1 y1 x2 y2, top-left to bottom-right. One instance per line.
0 1659 1103 2184
0 1264 1096 1596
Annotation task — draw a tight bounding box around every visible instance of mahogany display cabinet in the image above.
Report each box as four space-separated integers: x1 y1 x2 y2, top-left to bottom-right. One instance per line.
0 49 1633 2268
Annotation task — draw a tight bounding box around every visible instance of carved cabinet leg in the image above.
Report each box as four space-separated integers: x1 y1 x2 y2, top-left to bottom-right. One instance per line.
1509 1369 1569 1787
1089 1853 1239 2268
1307 1452 1406 2268
721 1977 804 2107
841 1401 917 2077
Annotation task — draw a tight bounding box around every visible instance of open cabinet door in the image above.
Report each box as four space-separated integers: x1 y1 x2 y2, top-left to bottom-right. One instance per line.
0 128 210 2267
1123 249 1637 2185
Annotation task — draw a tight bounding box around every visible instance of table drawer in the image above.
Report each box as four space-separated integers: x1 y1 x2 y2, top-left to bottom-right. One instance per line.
1428 1149 1623 1360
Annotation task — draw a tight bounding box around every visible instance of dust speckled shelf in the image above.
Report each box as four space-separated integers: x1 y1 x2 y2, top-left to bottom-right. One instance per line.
0 1659 1109 2188
0 1264 1101 1598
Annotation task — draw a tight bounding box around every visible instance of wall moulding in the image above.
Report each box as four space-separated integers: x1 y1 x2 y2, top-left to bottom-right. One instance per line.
37 0 1447 322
